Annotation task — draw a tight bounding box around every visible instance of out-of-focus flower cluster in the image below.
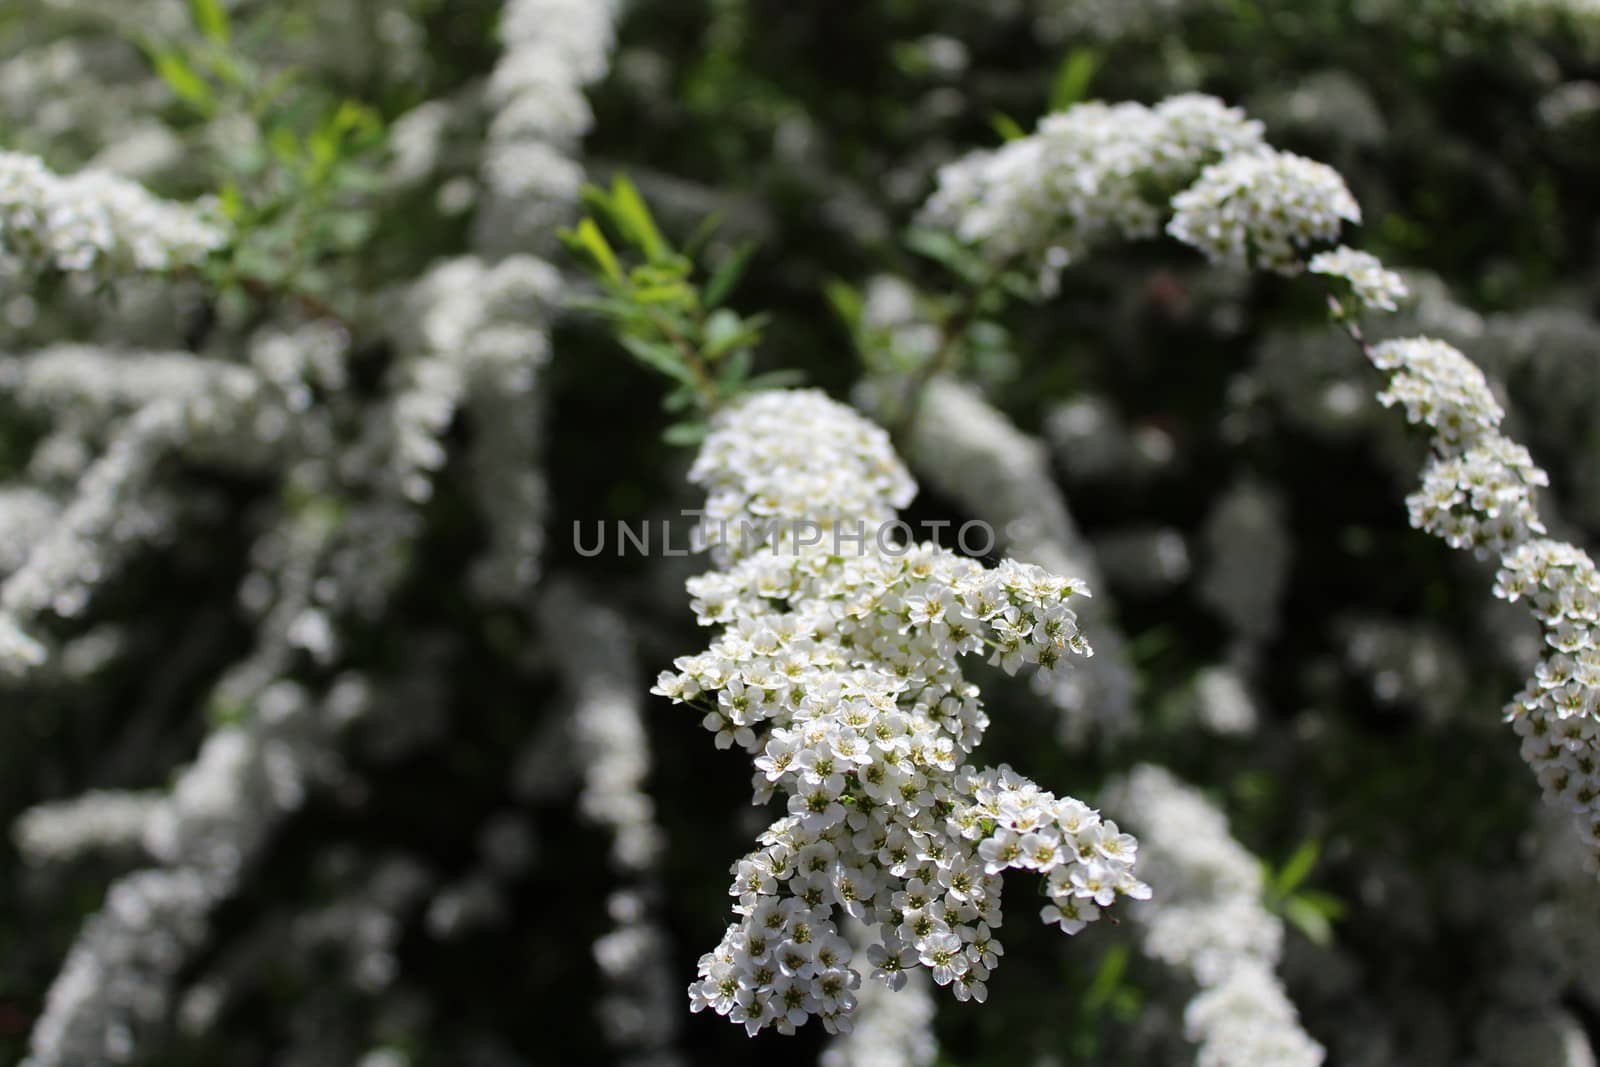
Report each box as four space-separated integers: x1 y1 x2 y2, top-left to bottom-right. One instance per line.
1111 766 1325 1067
0 149 224 276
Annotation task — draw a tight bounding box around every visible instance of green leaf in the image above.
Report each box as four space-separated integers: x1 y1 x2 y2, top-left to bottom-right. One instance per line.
631 282 696 305
268 125 302 166
989 112 1027 142
904 226 984 283
619 336 699 388
1294 889 1348 921
217 182 245 223
190 0 230 44
1283 896 1336 948
823 279 863 333
1084 945 1129 1014
151 49 214 114
703 308 745 359
1050 48 1101 112
662 384 699 413
682 212 724 260
609 174 669 262
662 420 708 446
704 310 768 362
716 347 753 390
1274 839 1321 898
704 242 756 309
561 218 624 284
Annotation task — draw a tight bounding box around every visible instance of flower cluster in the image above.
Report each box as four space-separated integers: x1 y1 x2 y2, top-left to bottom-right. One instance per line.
922 94 1263 289
13 790 162 866
473 0 618 258
0 149 224 277
657 389 1147 1035
1370 337 1504 446
1198 479 1292 650
0 487 59 574
1369 337 1547 557
895 364 1137 743
21 870 215 1067
383 255 562 604
0 332 328 676
1327 265 1599 865
1309 247 1410 312
1495 542 1600 850
542 580 681 1063
687 388 916 567
1167 150 1361 274
1110 765 1325 1067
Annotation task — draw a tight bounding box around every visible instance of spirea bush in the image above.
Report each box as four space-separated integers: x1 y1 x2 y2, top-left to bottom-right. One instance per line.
4 2 1600 1066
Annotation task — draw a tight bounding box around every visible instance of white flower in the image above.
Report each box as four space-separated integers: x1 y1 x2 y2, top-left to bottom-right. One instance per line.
1110 766 1324 1067
676 390 1145 1035
0 149 225 278
1167 149 1360 274
1309 246 1409 311
922 94 1263 290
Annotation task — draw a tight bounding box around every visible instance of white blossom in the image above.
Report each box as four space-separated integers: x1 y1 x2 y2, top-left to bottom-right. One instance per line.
923 94 1263 290
472 0 619 258
663 390 1147 1036
0 149 224 277
13 790 163 865
21 870 216 1067
1110 765 1325 1067
1167 150 1361 274
1198 479 1292 649
1309 247 1409 312
901 374 1137 744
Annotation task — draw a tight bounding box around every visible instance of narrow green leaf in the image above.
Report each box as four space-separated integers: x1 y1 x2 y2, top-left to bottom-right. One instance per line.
218 182 245 223
1284 896 1335 948
904 226 984 283
661 384 699 413
1274 839 1321 898
662 421 708 446
580 179 610 209
823 279 863 333
631 282 696 305
268 125 302 165
561 219 624 284
1050 48 1101 112
609 174 669 262
704 242 756 309
152 50 214 113
1084 946 1129 1013
190 0 230 44
989 111 1027 142
716 347 753 390
682 212 724 260
1295 889 1348 920
619 336 699 387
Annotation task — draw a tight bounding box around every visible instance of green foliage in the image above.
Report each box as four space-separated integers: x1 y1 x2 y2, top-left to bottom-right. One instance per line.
1263 839 1347 948
564 176 797 442
1049 48 1101 112
132 2 389 311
